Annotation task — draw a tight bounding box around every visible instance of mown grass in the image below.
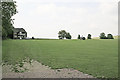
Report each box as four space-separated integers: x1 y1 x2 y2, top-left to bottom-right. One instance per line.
2 39 118 78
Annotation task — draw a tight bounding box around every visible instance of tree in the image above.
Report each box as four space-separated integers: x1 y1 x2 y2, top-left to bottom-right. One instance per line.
100 32 106 39
58 30 72 39
58 30 67 39
87 34 92 39
66 33 72 39
2 1 17 39
107 34 114 39
78 35 80 39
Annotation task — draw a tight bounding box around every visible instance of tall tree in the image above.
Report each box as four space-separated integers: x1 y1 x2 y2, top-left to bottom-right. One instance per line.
2 1 17 39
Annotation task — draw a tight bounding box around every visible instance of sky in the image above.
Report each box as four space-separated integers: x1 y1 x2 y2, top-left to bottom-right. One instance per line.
13 0 119 39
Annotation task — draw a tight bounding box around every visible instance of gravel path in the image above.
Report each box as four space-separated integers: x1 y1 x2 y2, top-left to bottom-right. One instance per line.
2 60 94 78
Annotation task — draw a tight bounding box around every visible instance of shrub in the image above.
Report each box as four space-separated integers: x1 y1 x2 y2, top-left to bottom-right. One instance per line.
32 37 34 39
82 37 86 40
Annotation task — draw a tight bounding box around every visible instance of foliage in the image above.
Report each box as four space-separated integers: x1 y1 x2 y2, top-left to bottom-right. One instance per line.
66 33 72 39
100 33 114 39
2 1 17 39
100 32 106 39
2 39 118 78
107 34 114 39
78 35 80 39
87 34 92 39
58 30 67 39
2 27 7 39
58 30 72 39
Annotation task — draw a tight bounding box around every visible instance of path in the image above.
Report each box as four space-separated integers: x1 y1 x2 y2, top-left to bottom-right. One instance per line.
2 60 94 78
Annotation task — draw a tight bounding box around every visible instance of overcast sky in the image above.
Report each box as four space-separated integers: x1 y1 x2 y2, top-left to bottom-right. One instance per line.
13 0 118 39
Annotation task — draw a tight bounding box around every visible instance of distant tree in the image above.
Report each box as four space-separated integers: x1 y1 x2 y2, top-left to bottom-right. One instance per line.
82 37 86 40
58 30 67 39
66 33 72 39
32 37 34 39
78 35 80 39
87 34 92 39
107 34 114 39
100 32 106 39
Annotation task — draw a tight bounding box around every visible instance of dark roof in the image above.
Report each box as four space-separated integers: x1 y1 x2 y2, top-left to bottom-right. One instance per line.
13 28 26 33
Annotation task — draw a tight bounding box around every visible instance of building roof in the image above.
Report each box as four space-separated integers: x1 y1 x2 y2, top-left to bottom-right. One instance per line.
13 28 27 33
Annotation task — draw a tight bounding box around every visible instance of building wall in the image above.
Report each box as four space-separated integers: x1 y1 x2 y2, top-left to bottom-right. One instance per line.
13 32 27 39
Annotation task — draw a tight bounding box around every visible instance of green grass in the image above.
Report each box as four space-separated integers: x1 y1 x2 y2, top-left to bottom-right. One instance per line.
2 39 118 78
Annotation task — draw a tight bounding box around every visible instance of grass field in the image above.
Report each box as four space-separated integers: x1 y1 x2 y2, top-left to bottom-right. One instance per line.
2 39 118 78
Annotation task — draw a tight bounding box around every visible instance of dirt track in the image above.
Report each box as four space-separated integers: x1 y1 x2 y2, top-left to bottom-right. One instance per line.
2 60 94 78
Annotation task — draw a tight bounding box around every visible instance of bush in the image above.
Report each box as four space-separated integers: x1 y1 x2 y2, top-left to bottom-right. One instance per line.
32 37 34 39
82 37 86 40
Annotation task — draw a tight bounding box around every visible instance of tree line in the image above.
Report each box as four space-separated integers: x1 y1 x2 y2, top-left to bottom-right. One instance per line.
100 32 114 39
58 30 114 40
